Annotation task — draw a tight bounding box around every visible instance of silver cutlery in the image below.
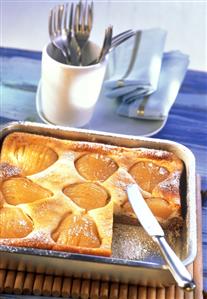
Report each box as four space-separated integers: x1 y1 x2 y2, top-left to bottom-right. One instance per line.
49 3 81 65
97 25 113 63
49 2 134 66
62 3 81 65
74 0 93 64
88 29 135 65
111 29 135 48
49 5 71 64
127 184 196 292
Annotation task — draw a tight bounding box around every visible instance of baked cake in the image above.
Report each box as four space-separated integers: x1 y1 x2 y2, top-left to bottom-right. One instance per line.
0 132 184 256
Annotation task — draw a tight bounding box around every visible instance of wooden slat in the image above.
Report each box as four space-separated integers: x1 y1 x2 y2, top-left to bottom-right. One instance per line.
119 284 128 299
42 275 53 296
147 287 156 299
138 286 147 299
13 271 25 295
156 287 165 299
61 277 72 298
80 279 91 299
175 285 184 299
193 176 203 299
0 270 6 293
90 280 100 299
52 276 62 297
166 286 175 299
109 282 119 299
71 278 81 299
100 281 109 299
22 272 35 295
4 270 16 293
184 264 194 299
32 273 44 296
128 285 138 299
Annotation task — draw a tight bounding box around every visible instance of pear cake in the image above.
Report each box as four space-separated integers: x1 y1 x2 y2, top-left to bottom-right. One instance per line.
0 132 184 257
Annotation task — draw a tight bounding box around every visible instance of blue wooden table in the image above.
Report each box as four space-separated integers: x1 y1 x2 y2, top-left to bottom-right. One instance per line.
0 47 207 296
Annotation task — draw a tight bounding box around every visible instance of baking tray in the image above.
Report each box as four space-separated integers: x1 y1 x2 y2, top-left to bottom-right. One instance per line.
0 121 197 287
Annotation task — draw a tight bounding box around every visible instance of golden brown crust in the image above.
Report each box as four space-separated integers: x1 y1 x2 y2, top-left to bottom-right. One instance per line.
0 132 184 256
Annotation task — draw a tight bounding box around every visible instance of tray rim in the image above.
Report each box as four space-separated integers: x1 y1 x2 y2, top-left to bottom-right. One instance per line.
0 121 197 270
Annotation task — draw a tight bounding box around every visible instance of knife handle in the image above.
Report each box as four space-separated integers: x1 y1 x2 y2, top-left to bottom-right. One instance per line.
154 236 196 291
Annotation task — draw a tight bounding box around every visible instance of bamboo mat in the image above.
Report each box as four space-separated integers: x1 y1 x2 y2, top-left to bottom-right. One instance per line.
0 177 203 299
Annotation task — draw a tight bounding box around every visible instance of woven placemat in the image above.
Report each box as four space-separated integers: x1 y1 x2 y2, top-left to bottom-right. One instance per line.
0 177 203 299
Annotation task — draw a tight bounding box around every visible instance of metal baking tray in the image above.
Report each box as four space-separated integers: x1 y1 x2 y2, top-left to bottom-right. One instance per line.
0 121 197 287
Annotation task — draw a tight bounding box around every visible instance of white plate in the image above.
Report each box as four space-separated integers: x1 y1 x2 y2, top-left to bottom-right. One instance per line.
36 81 167 137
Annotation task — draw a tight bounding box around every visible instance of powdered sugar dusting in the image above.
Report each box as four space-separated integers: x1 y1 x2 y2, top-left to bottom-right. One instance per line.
112 223 181 261
159 173 180 194
138 147 172 160
112 223 160 260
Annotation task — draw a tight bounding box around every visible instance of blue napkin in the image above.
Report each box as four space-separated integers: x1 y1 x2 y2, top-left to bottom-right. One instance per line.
117 51 189 120
104 28 167 99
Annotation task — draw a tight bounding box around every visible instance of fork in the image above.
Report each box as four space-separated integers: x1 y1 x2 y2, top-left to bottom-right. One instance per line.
88 29 135 65
97 26 113 63
49 5 70 64
49 4 80 65
74 0 93 63
62 3 81 65
111 29 135 48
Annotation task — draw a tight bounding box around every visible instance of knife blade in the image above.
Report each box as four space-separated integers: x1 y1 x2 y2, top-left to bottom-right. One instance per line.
127 184 164 237
127 184 195 292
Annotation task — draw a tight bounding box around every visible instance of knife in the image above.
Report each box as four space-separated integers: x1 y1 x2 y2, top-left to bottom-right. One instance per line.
127 184 196 292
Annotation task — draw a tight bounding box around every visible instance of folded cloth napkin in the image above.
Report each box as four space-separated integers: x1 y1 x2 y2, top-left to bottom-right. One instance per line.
104 28 167 99
117 51 189 120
